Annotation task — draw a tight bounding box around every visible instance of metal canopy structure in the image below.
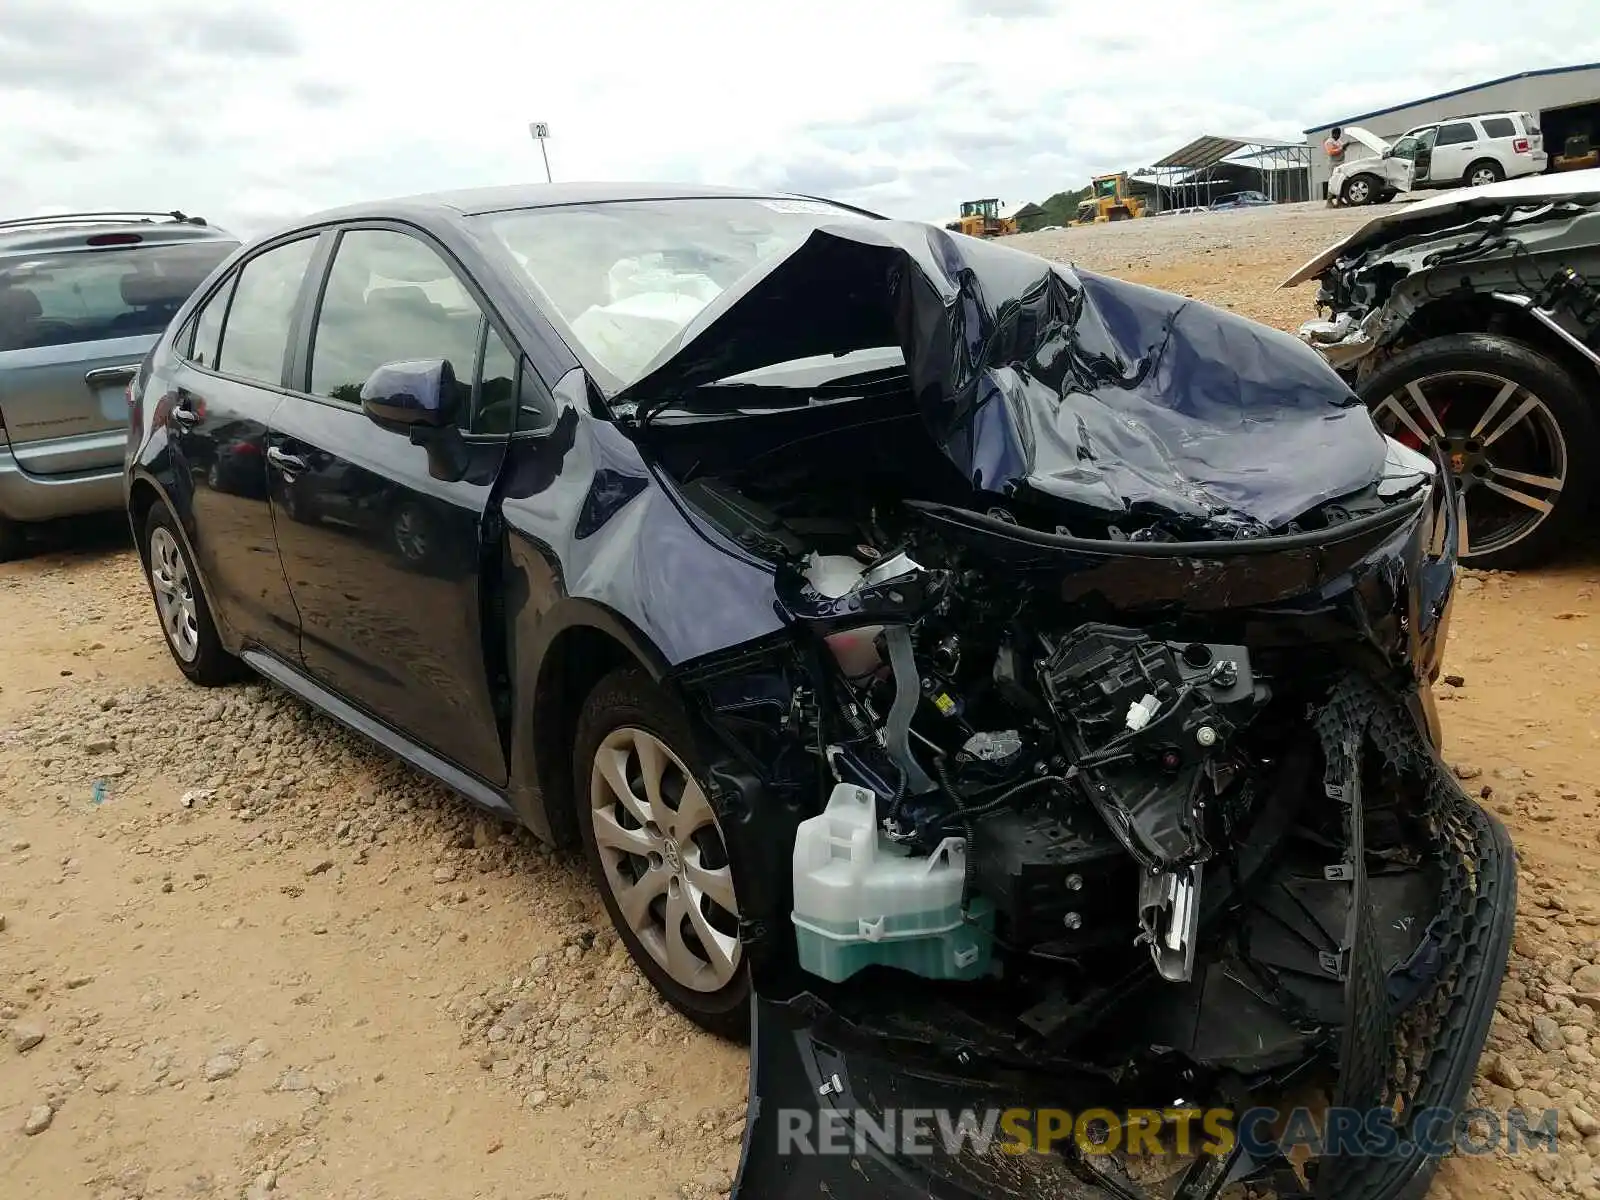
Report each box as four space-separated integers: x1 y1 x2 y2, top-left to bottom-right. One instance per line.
1152 135 1256 171
1143 135 1312 212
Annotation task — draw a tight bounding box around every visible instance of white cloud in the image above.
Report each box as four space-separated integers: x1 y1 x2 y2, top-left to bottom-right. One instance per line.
3 0 1598 235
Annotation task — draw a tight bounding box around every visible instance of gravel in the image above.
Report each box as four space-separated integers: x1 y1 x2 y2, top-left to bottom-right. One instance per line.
22 1103 52 1135
203 1054 241 1082
1007 201 1376 332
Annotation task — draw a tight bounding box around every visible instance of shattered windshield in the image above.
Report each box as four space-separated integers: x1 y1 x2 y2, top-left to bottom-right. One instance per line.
476 197 874 387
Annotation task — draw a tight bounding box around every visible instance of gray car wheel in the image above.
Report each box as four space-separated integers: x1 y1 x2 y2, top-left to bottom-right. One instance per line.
1342 174 1378 206
574 668 750 1040
141 503 244 686
0 518 25 563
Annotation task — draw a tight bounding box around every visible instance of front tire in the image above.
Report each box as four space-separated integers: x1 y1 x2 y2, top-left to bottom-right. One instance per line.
574 668 749 1040
142 503 243 685
1358 333 1598 569
1341 174 1380 205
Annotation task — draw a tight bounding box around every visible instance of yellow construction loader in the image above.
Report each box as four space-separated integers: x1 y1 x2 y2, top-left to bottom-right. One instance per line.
945 199 1017 238
1078 174 1147 223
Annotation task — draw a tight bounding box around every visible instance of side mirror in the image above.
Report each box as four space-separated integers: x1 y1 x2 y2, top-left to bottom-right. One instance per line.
361 359 458 429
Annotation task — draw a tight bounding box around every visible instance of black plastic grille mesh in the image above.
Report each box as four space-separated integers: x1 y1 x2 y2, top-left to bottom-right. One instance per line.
1303 673 1514 1200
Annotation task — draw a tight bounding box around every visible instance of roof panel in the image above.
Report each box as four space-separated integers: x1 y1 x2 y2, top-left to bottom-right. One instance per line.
1151 135 1305 170
1304 61 1600 134
1153 136 1245 170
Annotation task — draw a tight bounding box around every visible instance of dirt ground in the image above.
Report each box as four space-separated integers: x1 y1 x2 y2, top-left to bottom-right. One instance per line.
4 201 1600 1200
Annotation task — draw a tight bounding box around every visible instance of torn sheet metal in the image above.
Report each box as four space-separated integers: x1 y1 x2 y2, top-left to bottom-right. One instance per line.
613 220 1408 539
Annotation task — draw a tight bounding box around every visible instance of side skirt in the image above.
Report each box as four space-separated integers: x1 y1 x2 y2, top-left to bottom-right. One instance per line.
240 649 515 819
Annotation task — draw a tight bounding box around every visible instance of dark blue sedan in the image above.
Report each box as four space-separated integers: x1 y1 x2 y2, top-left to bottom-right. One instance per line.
125 182 1511 1200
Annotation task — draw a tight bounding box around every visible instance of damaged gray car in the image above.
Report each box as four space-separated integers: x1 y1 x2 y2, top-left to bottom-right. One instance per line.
126 185 1516 1200
1288 169 1600 567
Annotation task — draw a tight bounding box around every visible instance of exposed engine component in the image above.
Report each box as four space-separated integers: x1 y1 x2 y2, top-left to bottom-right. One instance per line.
969 804 1131 952
1039 624 1264 871
787 540 1294 985
1036 624 1266 981
952 729 1026 786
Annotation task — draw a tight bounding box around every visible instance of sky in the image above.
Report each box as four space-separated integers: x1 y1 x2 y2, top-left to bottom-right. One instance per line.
4 0 1599 236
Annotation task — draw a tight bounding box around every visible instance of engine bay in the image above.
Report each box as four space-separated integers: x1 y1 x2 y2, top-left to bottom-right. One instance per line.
657 445 1439 1004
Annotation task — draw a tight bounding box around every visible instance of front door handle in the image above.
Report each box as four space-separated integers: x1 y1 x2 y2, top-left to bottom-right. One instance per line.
266 446 308 474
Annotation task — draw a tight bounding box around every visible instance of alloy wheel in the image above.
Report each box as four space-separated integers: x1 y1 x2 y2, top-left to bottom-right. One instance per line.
148 526 200 663
1346 178 1371 204
393 506 428 562
1469 166 1499 187
1371 370 1567 560
589 726 741 993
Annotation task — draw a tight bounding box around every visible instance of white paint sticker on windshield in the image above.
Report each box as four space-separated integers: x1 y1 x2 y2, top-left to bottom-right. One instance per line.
759 199 842 215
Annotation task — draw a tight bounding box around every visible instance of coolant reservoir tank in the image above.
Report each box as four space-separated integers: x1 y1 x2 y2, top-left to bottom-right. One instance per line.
791 784 993 983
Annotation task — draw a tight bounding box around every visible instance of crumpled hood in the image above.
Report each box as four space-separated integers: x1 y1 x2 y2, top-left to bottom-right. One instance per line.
1283 166 1600 287
614 220 1392 536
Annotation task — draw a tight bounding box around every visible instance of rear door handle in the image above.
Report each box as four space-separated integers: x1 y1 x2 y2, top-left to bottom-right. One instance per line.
85 365 139 389
266 446 308 474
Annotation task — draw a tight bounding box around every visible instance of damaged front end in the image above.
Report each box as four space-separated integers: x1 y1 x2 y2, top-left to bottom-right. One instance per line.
619 220 1514 1200
1286 176 1600 381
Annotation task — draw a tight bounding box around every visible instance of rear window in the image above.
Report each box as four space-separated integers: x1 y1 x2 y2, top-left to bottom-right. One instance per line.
0 239 234 354
1480 116 1517 138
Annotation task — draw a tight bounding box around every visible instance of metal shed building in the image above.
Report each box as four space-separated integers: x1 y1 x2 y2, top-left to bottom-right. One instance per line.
1144 136 1311 210
1305 62 1600 198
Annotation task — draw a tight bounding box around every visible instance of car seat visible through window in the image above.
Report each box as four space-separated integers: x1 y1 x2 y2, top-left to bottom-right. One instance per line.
0 288 43 352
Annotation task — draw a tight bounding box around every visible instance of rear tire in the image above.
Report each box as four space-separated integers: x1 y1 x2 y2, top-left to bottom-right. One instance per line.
1465 159 1504 188
574 668 749 1041
1358 333 1597 569
0 518 25 563
142 503 244 685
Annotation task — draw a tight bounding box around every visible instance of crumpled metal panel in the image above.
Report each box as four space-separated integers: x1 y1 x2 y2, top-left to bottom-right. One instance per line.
614 220 1397 538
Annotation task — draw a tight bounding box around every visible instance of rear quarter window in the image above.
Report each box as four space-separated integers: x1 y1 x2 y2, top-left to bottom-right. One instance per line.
0 239 235 354
1480 116 1517 139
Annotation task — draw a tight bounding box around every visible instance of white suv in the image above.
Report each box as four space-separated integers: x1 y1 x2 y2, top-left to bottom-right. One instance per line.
1330 111 1547 206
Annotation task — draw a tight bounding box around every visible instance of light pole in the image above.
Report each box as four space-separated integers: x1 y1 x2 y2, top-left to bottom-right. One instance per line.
529 122 552 183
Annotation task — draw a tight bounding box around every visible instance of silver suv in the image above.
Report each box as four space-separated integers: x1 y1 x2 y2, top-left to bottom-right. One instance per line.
0 212 238 558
